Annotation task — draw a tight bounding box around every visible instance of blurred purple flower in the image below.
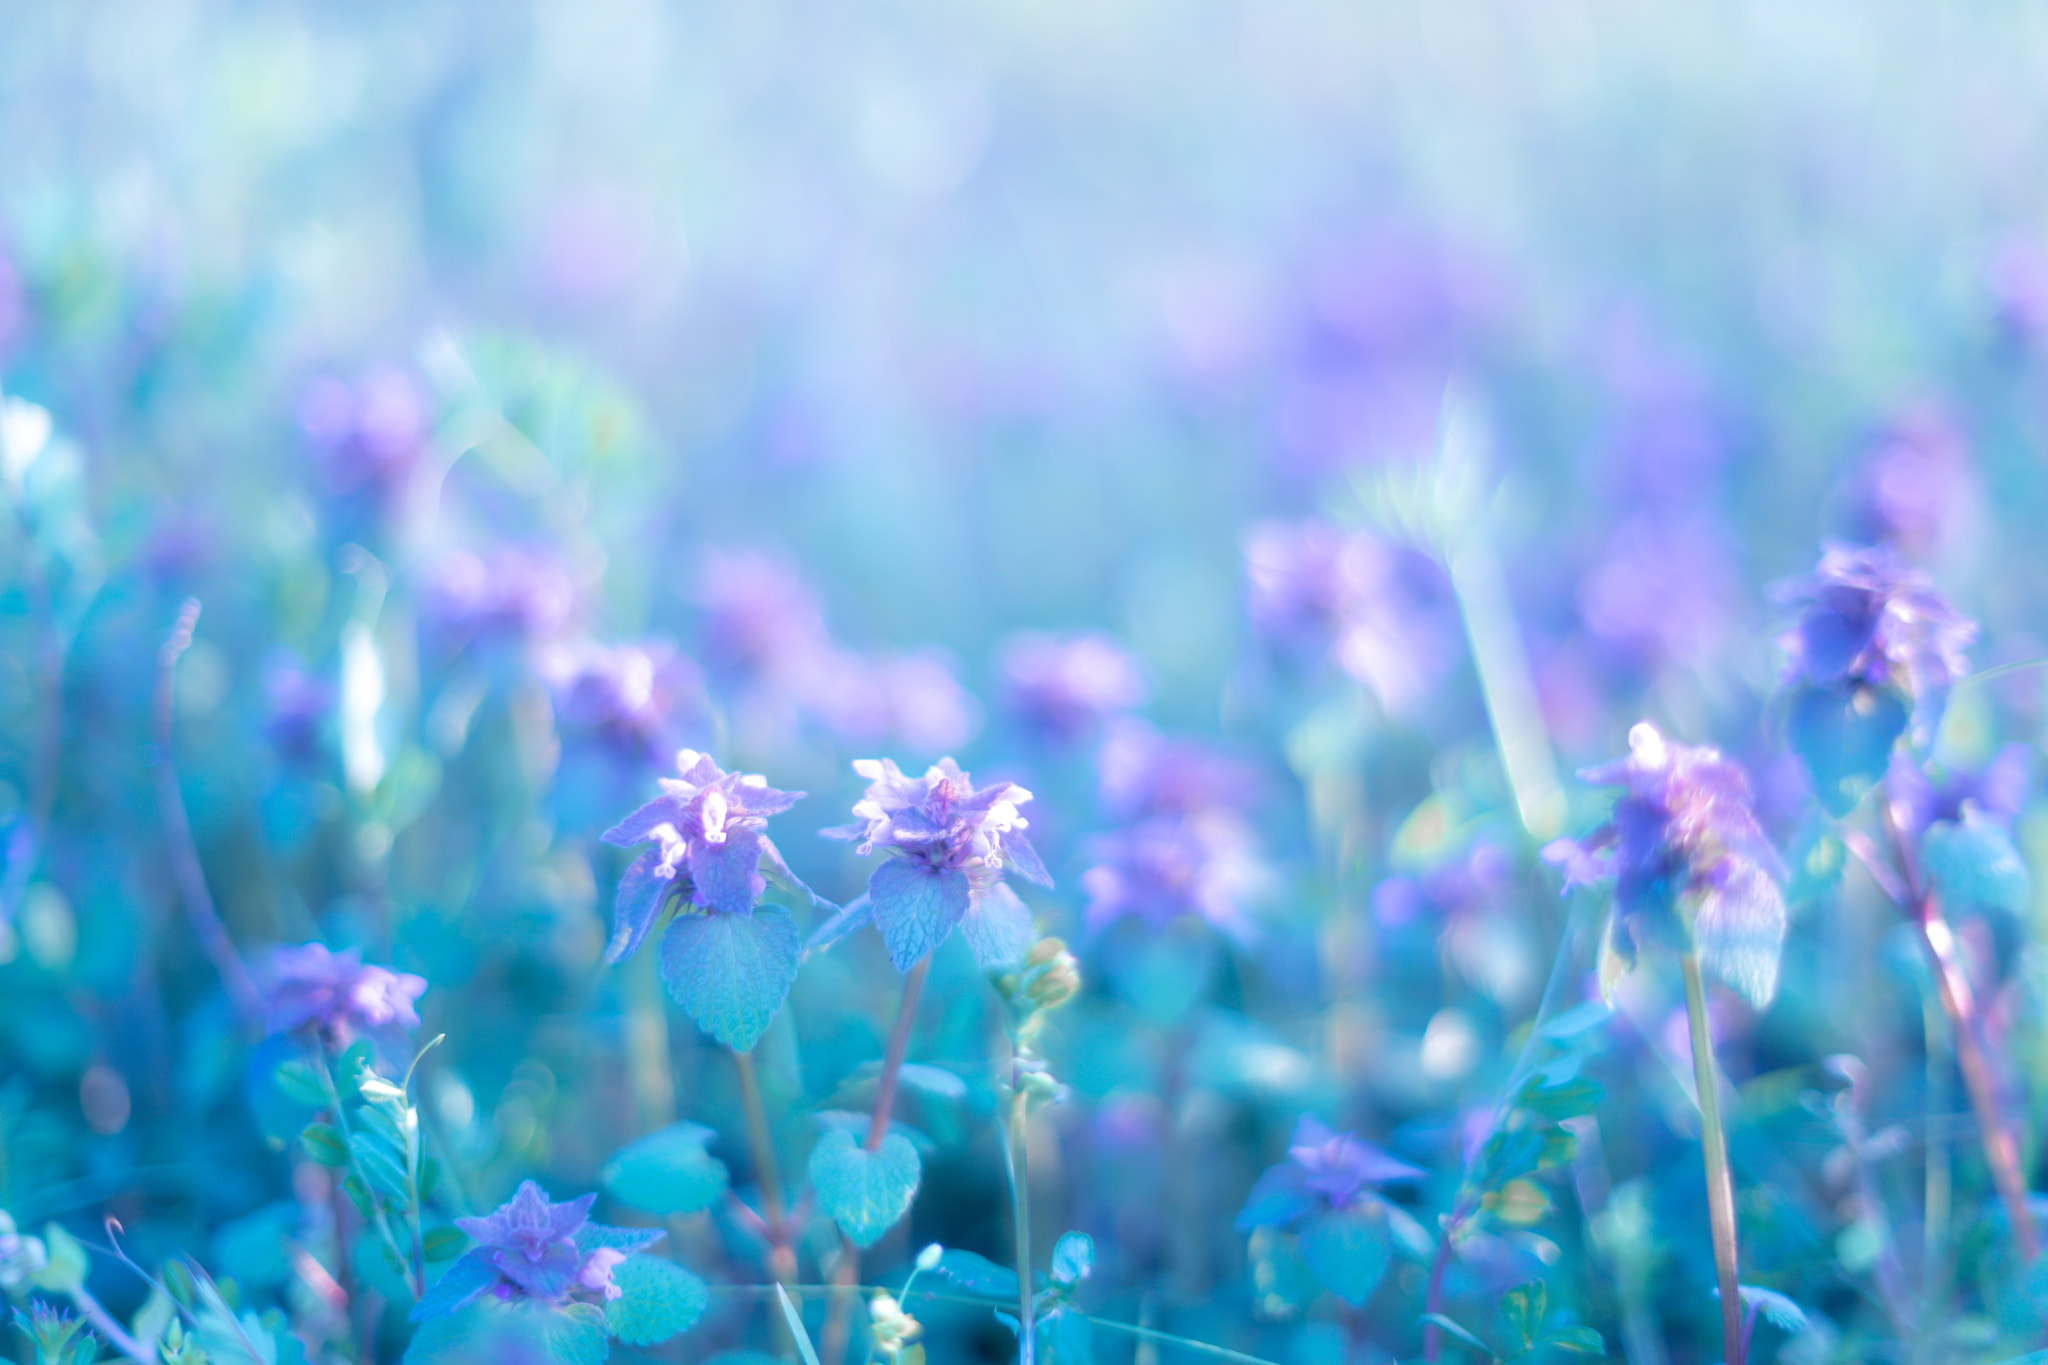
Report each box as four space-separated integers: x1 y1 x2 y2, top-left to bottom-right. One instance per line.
1578 516 1737 666
1236 1115 1423 1230
697 549 832 685
863 652 983 754
1836 409 1977 560
261 942 427 1042
601 750 804 959
421 543 581 641
300 365 428 493
998 632 1146 743
1097 719 1255 821
1081 808 1265 945
541 639 706 763
1887 744 2031 837
419 1181 661 1320
1777 544 1975 700
1544 722 1786 1006
262 650 334 762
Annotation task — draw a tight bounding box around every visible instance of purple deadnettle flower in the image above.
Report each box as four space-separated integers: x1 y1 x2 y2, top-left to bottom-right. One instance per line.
1837 409 1977 561
1777 543 1975 702
1236 1115 1424 1231
261 942 427 1042
601 750 805 961
823 758 1051 971
413 1181 662 1322
998 632 1146 744
421 544 582 642
1081 809 1265 946
542 639 706 764
1543 722 1786 1007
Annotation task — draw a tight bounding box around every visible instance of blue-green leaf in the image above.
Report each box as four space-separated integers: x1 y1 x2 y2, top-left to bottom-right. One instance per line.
1296 1204 1391 1307
410 1251 495 1323
659 908 800 1053
601 1122 730 1216
1038 1305 1093 1365
403 1301 609 1365
1924 815 2029 914
807 1129 922 1248
1786 683 1909 818
604 1255 708 1345
867 861 972 972
936 1248 1022 1300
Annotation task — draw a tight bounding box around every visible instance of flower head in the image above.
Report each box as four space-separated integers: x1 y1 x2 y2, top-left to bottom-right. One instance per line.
261 942 426 1041
601 750 804 960
419 1181 662 1321
1236 1115 1423 1231
998 632 1146 743
1081 809 1265 946
543 640 706 763
1544 722 1786 1007
1778 544 1975 701
421 544 582 642
823 758 1050 972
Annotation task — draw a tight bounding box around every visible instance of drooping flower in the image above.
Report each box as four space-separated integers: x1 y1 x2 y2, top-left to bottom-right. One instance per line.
600 749 805 960
1543 722 1787 1007
260 942 427 1041
998 632 1146 743
823 758 1050 971
414 1181 662 1322
1237 1115 1423 1230
1778 544 1975 701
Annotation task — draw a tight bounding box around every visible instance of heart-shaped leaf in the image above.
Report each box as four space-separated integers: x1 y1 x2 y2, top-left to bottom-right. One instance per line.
807 1128 922 1248
602 1123 730 1216
659 908 800 1053
868 861 973 972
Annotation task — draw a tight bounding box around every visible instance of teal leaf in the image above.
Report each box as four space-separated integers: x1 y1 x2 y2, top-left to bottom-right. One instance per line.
958 882 1034 970
604 1255 708 1345
1734 1285 1809 1333
404 1301 609 1365
1500 1280 1546 1349
1690 858 1787 1008
774 1285 823 1365
1421 1313 1494 1358
1542 1324 1606 1354
601 1122 730 1216
867 861 972 972
936 1248 1022 1300
1517 1074 1604 1122
1924 815 2030 914
272 1059 329 1109
1296 1204 1392 1307
1038 1305 1093 1365
1786 682 1909 817
409 1251 495 1323
1049 1231 1093 1289
31 1222 87 1294
659 907 800 1052
807 1129 922 1248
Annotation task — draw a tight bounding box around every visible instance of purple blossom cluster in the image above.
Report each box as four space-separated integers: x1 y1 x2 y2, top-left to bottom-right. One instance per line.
1236 1115 1424 1229
1546 722 1787 1006
419 1181 661 1320
540 639 706 765
261 942 428 1042
1778 544 1976 701
997 631 1146 744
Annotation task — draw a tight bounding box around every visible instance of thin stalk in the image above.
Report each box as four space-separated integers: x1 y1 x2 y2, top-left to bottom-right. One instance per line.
733 1048 796 1282
153 600 260 1019
1682 951 1744 1365
824 955 933 1365
1925 991 1951 1292
1420 1194 1477 1363
68 1282 152 1365
1009 1085 1035 1365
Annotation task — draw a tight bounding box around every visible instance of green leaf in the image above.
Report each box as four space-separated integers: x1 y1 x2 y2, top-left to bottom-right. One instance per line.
807 1129 922 1248
404 1300 609 1365
1924 815 2030 914
273 1059 330 1109
341 1173 375 1220
300 1123 349 1167
659 908 800 1053
774 1285 822 1365
935 1248 1022 1300
601 1122 730 1216
422 1226 467 1262
1421 1312 1496 1359
1786 682 1909 817
1049 1231 1093 1289
1296 1204 1391 1307
1519 1076 1604 1122
1038 1305 1093 1365
1500 1281 1546 1349
351 1130 411 1199
409 1251 495 1323
32 1222 88 1293
866 861 973 973
604 1255 708 1345
1541 1324 1606 1354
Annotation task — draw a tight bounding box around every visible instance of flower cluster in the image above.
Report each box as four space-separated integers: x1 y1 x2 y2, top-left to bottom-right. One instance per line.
601 749 804 959
541 640 705 764
1778 543 1975 702
417 1181 661 1321
1236 1115 1424 1230
260 942 428 1041
997 631 1146 743
1546 722 1786 1006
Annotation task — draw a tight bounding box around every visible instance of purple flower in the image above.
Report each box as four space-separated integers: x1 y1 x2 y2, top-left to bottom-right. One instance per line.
1543 722 1786 1006
1097 720 1255 821
1236 1115 1423 1231
421 544 582 642
601 750 804 960
1888 744 2031 838
261 942 427 1041
1777 544 1975 701
262 650 334 762
1836 410 1977 560
1081 809 1265 946
299 365 428 494
998 632 1146 743
542 640 707 763
697 549 833 685
1577 516 1737 667
823 758 1050 971
418 1181 662 1320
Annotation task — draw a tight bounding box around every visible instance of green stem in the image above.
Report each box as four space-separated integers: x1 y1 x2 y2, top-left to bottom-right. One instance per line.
1682 952 1744 1365
1010 1084 1035 1365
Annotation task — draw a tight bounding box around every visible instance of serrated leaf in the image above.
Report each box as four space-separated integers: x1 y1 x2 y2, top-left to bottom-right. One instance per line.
273 1060 329 1109
604 1255 708 1345
1787 682 1909 818
1542 1324 1605 1354
807 1129 921 1248
1049 1231 1093 1289
936 1248 1022 1300
602 1122 730 1216
1924 816 2030 914
300 1122 349 1167
1296 1205 1391 1307
659 908 800 1053
867 861 973 972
